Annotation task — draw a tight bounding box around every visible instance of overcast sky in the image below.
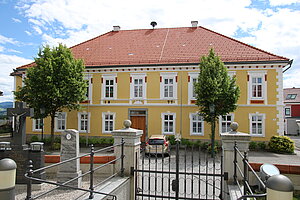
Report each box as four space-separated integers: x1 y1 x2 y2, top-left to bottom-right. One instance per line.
0 0 300 102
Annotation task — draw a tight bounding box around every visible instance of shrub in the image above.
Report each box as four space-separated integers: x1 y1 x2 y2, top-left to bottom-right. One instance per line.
167 135 176 145
207 142 220 154
258 142 266 150
30 135 39 142
268 135 294 154
200 141 209 151
54 137 61 144
194 140 202 148
52 142 60 150
181 138 192 147
249 141 257 150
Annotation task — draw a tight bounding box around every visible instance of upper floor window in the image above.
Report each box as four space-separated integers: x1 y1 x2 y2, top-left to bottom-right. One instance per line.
189 113 204 135
102 112 115 133
249 113 265 136
188 72 199 102
55 112 66 131
84 74 93 103
160 72 177 99
102 74 117 99
285 107 291 116
248 71 267 103
286 94 297 100
78 112 90 133
219 114 234 133
161 113 176 135
130 73 146 100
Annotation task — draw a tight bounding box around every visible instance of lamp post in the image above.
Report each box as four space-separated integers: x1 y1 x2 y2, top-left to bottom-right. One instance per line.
40 107 45 141
209 104 216 158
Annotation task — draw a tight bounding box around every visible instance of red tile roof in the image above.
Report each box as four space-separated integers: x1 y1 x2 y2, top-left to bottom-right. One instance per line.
18 26 289 69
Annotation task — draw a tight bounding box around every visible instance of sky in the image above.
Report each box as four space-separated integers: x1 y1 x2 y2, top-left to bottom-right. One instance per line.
0 0 300 102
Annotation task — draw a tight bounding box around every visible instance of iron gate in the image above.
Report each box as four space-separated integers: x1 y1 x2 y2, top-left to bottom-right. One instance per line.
132 141 227 200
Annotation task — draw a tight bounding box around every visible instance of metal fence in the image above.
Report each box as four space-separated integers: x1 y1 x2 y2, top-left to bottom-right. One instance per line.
25 139 125 200
233 142 267 200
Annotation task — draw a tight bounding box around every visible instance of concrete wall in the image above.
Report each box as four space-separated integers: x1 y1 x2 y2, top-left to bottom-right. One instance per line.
285 118 300 135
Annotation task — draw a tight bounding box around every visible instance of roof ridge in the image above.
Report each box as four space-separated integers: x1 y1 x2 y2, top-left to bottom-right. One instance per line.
198 26 289 61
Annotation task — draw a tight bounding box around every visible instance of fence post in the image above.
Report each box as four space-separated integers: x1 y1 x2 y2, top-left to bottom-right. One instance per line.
266 174 294 200
89 144 94 199
25 160 33 200
121 138 124 177
233 142 237 184
0 158 17 200
243 151 248 196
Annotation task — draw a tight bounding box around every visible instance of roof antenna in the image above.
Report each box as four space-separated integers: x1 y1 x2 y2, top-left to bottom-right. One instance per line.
150 21 157 29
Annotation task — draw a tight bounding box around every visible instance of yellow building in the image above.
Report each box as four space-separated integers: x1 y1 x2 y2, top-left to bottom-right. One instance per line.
13 22 292 142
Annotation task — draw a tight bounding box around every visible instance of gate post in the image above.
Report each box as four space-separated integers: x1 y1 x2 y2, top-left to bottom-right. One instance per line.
112 120 143 200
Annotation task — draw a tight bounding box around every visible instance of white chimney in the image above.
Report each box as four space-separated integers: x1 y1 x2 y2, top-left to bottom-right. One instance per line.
113 26 120 31
191 21 198 27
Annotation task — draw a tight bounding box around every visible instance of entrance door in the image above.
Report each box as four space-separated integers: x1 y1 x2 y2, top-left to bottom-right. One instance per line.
130 116 146 142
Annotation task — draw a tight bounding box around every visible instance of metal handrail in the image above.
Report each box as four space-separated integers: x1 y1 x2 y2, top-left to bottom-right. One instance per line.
25 139 125 200
233 142 266 200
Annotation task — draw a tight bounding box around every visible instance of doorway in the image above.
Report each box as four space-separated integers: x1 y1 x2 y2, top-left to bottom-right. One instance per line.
129 109 147 142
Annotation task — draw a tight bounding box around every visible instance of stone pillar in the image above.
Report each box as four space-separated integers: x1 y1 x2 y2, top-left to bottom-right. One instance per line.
57 129 82 188
112 120 142 200
221 122 251 184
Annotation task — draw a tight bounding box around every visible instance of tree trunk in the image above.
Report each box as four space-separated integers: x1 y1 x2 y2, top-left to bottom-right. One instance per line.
50 114 55 148
211 119 216 158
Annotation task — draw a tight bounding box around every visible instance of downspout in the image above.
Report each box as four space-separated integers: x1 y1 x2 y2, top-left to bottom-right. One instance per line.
283 59 293 73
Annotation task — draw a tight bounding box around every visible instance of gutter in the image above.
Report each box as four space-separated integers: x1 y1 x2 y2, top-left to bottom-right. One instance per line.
283 59 293 73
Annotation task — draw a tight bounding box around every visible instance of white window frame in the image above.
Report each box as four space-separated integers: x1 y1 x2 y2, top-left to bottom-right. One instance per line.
55 112 67 132
160 72 177 100
188 72 199 102
78 112 91 133
84 74 93 103
32 118 43 132
247 71 267 103
161 112 176 135
130 73 146 100
102 112 116 134
249 113 266 137
284 106 291 117
189 113 204 136
219 114 234 133
102 74 117 100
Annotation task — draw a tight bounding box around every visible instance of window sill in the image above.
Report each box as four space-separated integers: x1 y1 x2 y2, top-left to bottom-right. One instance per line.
250 100 264 104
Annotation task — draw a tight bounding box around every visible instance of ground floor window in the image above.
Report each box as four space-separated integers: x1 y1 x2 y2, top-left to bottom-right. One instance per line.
249 113 265 136
102 112 115 133
189 113 204 135
55 112 66 131
78 112 90 133
33 118 43 131
161 113 176 135
220 114 234 133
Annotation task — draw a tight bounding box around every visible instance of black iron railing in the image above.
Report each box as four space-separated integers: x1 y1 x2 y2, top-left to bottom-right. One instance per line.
233 142 266 200
25 139 125 200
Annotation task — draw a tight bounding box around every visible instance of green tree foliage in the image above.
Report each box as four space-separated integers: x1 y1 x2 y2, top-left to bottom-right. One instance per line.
195 49 240 156
14 44 87 146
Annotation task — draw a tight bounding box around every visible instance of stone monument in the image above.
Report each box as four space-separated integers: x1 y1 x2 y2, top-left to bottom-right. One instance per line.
57 129 82 188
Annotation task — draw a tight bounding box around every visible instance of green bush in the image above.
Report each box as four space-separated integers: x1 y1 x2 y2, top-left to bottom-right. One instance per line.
200 141 209 151
167 135 176 145
52 142 61 150
249 141 257 150
207 142 220 154
258 142 266 150
54 137 61 144
30 135 40 142
268 135 294 154
181 138 192 147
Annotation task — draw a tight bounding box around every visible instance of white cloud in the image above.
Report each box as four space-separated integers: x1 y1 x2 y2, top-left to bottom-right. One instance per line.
25 31 32 36
0 46 4 52
269 0 300 6
12 17 22 23
0 34 19 45
283 67 300 88
0 54 33 102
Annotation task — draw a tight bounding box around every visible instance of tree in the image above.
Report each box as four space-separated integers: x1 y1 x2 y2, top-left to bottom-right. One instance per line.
195 49 240 157
14 44 87 146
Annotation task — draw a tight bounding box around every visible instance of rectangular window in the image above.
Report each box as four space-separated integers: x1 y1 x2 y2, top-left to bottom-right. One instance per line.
102 112 115 133
221 114 233 133
250 114 265 136
252 77 263 98
286 94 297 100
134 78 143 98
164 78 174 98
56 112 66 131
105 79 114 98
33 118 43 131
78 113 90 132
160 72 177 100
285 108 291 116
190 113 204 135
161 113 176 135
192 78 197 98
188 72 199 103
